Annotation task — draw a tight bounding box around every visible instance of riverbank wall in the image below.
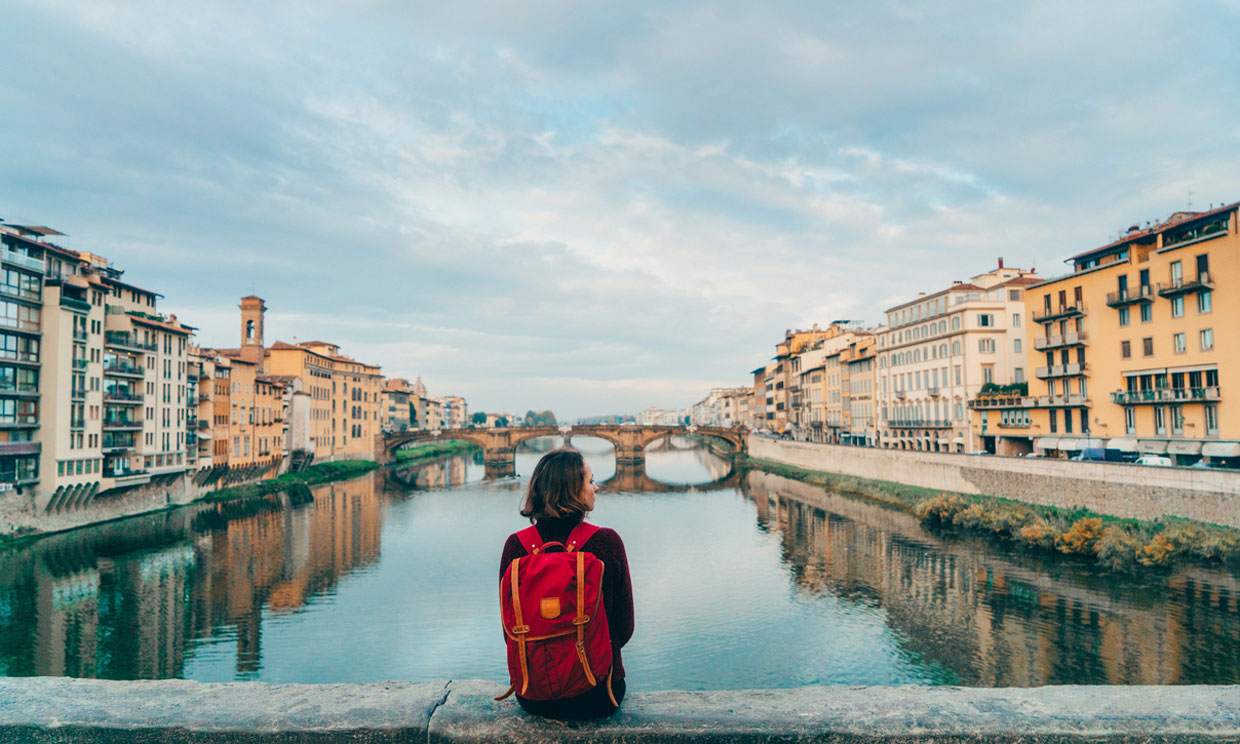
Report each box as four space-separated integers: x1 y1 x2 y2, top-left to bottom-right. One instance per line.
749 437 1240 528
0 462 285 540
1 677 1236 743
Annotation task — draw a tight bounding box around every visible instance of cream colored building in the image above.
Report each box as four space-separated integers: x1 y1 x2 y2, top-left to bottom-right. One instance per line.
876 261 1039 453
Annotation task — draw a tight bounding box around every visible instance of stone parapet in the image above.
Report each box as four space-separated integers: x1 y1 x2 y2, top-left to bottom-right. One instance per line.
0 678 1237 743
750 437 1240 527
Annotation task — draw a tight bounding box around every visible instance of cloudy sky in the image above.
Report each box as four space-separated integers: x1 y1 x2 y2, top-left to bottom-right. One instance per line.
3 1 1237 419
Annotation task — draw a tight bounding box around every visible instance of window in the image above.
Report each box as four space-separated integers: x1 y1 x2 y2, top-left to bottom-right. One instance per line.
978 314 994 327
1173 333 1186 354
1008 290 1020 301
1171 296 1184 318
982 366 994 384
1171 405 1184 436
1014 367 1024 383
1154 406 1166 436
1198 290 1212 314
1049 409 1058 433
1014 339 1022 353
1143 337 1154 356
1125 408 1136 434
1205 404 1219 436
1120 340 1131 358
1118 307 1130 326
1201 328 1214 351
1140 303 1152 323
1170 260 1182 285
978 338 995 353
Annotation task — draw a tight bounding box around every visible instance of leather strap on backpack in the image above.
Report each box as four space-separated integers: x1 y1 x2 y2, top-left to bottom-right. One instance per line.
572 548 598 688
508 558 531 696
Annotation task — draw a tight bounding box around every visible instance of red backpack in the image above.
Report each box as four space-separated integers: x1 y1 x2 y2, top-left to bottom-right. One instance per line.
497 522 617 706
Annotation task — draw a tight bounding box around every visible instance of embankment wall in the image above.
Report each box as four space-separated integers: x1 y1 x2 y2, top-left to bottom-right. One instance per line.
0 678 1236 743
749 437 1240 528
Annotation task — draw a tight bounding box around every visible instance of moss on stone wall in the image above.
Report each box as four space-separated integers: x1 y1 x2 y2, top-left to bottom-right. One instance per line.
203 460 379 504
393 440 478 463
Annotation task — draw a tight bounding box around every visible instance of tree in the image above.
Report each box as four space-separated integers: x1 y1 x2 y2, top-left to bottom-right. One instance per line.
524 410 557 426
472 412 487 425
496 417 508 427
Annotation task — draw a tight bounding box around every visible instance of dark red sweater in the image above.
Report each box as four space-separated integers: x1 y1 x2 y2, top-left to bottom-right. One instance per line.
500 517 634 680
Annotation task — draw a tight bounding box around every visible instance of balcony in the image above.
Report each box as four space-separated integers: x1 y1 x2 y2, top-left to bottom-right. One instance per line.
927 386 941 397
73 358 89 371
59 296 91 313
186 432 198 446
1105 285 1154 308
895 390 907 399
104 391 143 405
69 417 85 430
72 330 88 343
102 418 142 431
187 395 198 406
1036 363 1087 379
104 332 157 353
888 419 952 429
1111 387 1221 405
1157 272 1215 298
70 388 86 402
0 441 40 457
197 418 209 429
1033 302 1087 323
0 382 39 398
997 420 1032 429
187 372 199 382
969 395 1036 409
1035 394 1089 407
101 435 135 453
0 285 40 303
1 248 45 272
1034 332 1089 351
0 317 40 335
103 362 144 378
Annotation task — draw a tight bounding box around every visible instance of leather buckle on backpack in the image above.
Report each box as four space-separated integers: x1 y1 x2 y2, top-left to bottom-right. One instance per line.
512 625 530 635
571 615 590 625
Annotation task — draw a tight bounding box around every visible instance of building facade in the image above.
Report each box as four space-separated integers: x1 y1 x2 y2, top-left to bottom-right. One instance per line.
972 203 1239 463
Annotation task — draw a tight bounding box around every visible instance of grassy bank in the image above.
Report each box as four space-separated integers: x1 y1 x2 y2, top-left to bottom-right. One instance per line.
740 454 1240 572
393 440 478 463
203 460 379 504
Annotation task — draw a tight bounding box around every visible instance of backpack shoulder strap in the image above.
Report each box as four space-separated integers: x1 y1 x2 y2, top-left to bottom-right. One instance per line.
565 522 601 552
516 525 544 554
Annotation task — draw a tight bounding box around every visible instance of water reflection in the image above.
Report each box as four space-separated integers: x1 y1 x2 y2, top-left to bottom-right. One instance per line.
0 443 1236 686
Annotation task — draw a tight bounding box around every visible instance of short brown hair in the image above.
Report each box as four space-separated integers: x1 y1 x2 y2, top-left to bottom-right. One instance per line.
521 449 590 522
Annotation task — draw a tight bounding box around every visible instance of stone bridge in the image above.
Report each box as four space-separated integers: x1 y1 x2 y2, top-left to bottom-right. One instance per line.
380 425 747 478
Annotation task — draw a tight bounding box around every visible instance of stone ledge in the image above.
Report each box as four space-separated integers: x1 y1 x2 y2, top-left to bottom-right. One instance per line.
0 678 1238 743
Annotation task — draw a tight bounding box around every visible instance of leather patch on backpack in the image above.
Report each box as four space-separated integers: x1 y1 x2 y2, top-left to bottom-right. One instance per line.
540 597 561 619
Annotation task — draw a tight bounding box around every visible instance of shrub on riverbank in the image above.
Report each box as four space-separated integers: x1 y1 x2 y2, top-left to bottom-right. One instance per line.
393 441 478 463
204 460 378 504
911 492 1240 570
744 455 1240 572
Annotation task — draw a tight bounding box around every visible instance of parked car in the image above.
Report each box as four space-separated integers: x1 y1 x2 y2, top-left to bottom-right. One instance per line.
967 450 992 456
1135 454 1173 467
1190 458 1223 469
1022 451 1046 458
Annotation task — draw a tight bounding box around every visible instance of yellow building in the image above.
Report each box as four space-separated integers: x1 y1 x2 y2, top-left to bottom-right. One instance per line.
972 202 1238 464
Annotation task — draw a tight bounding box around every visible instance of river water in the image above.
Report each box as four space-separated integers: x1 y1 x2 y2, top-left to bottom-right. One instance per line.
0 437 1236 688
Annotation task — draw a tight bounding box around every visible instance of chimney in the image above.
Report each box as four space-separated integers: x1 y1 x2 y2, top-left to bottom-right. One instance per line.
998 257 1004 269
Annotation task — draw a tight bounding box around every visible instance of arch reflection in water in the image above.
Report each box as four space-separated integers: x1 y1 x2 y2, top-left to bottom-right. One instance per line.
0 442 1236 687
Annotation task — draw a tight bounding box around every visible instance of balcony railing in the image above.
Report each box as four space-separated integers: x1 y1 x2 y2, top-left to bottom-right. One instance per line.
888 419 952 428
969 395 1036 409
69 417 85 429
103 391 143 404
197 418 209 429
0 383 38 397
927 386 941 397
0 440 40 457
101 435 135 452
70 388 86 402
1035 394 1089 407
0 317 40 334
1157 272 1214 297
1111 387 1221 405
0 414 39 427
997 420 1031 429
1036 363 1087 379
72 358 89 370
103 363 144 378
1032 302 1087 323
1105 285 1154 307
59 296 91 313
72 330 88 342
1 248 45 272
102 418 142 431
104 333 157 352
0 285 40 303
1034 332 1089 351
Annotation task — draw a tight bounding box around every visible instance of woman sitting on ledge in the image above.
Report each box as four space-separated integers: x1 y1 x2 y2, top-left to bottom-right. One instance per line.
499 449 634 719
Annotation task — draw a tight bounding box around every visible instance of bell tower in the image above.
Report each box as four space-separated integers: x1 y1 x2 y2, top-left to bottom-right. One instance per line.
240 295 266 365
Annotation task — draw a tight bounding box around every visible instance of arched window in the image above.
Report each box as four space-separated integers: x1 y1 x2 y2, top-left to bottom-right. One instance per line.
246 320 255 341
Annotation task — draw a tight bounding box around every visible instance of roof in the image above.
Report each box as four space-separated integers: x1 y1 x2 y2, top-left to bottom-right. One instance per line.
240 295 264 301
5 225 65 237
1067 201 1239 263
128 313 193 335
996 276 1043 287
104 276 165 299
883 283 982 314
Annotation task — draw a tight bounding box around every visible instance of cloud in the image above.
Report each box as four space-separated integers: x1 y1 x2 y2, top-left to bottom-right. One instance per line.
2 0 1237 418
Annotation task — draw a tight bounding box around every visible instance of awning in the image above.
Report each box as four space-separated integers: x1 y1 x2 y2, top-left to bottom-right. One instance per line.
1107 437 1138 452
953 436 965 444
1058 438 1084 451
1123 367 1167 377
1202 442 1240 458
1035 437 1059 450
1137 440 1168 454
1167 440 1203 455
1081 437 1106 449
